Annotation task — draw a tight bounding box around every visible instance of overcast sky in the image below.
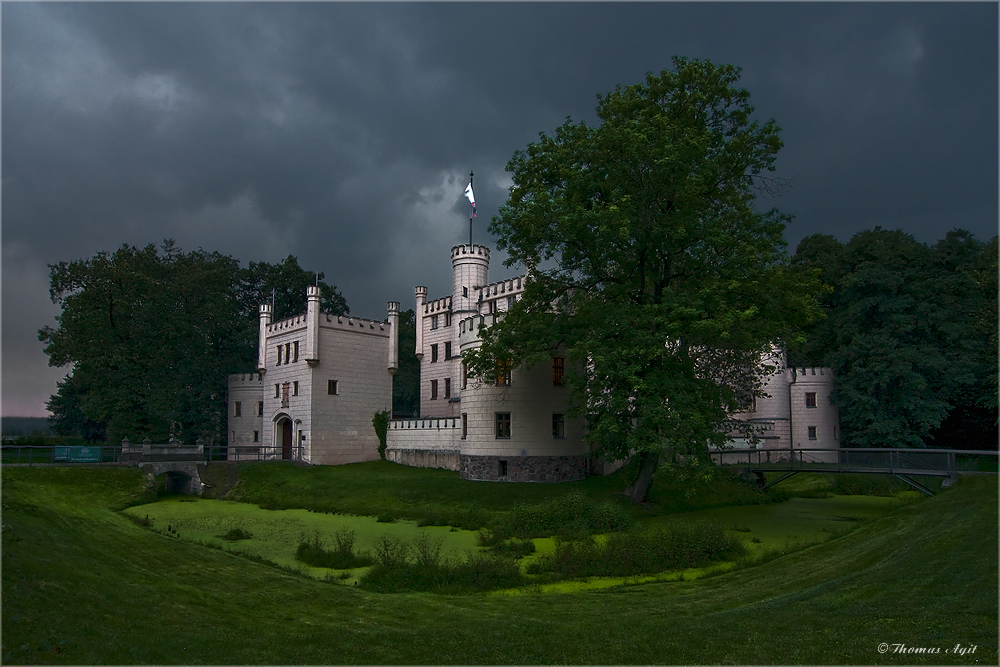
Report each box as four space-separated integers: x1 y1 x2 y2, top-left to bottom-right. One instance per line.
2 2 997 418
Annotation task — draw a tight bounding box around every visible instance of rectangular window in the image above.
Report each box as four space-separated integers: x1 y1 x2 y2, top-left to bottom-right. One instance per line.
808 426 817 440
461 413 468 439
552 413 565 439
496 412 511 439
444 378 451 399
444 312 451 327
293 381 299 396
328 380 338 395
257 401 264 417
431 344 439 362
276 345 283 366
444 341 452 360
499 460 508 477
463 286 469 298
431 315 439 330
431 379 438 400
281 382 290 408
805 392 817 408
507 296 515 310
274 384 280 398
253 430 259 443
285 343 291 364
293 341 299 363
553 357 565 386
461 363 467 390
234 401 242 418
496 359 511 386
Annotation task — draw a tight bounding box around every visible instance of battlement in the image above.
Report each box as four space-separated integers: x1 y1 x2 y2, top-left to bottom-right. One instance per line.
477 275 525 301
389 417 460 431
267 314 308 333
459 313 498 349
423 296 452 314
228 373 264 385
793 367 835 383
319 312 390 336
450 244 490 262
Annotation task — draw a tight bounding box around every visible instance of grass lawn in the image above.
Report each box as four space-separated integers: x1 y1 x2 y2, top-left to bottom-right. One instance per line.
2 463 996 664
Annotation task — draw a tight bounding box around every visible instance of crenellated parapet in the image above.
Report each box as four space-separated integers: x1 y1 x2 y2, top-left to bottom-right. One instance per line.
477 275 525 301
458 314 493 351
267 314 309 334
450 244 490 262
318 312 391 335
423 296 452 314
793 367 836 384
228 373 264 386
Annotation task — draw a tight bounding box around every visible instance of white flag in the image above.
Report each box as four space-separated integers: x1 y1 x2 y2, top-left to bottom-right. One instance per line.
464 182 476 216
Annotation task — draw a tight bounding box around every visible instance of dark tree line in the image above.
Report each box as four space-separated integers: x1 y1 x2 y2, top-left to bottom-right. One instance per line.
40 241 350 444
789 229 997 449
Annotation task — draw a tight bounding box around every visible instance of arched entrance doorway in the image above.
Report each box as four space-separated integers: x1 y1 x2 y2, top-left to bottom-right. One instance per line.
276 417 293 460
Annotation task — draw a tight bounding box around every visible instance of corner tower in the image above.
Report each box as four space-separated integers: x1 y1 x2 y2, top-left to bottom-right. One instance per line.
451 244 490 315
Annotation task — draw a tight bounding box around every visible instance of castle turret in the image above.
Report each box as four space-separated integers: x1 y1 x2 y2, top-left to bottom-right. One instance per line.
414 286 427 361
387 301 400 374
257 304 272 373
305 285 321 367
451 244 490 315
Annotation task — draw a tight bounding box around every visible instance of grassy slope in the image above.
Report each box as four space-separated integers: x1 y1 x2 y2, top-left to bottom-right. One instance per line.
206 459 784 519
2 465 996 665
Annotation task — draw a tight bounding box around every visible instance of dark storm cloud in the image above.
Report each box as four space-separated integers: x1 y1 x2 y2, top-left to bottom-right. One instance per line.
2 2 996 416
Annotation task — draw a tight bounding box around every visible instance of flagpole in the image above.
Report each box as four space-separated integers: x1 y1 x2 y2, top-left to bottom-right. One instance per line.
469 170 474 249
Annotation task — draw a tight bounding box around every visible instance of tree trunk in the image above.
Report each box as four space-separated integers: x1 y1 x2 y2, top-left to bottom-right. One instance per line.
625 450 660 503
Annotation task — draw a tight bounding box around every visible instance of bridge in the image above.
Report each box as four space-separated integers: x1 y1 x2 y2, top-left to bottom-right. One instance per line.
715 446 999 496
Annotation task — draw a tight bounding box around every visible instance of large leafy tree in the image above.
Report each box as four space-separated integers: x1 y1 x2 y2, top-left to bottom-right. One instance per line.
40 241 348 444
791 228 997 448
465 57 823 501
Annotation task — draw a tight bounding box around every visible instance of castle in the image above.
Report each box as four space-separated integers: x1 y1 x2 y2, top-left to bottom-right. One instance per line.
228 243 840 479
227 286 399 465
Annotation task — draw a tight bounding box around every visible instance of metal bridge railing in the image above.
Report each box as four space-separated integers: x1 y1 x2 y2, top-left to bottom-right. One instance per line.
713 446 997 476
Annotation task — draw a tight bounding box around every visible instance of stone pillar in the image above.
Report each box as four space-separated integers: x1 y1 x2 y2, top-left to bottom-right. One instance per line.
387 301 400 374
257 304 272 373
306 285 321 367
414 286 427 361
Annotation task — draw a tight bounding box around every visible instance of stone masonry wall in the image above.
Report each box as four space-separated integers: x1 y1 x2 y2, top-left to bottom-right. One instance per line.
460 454 588 482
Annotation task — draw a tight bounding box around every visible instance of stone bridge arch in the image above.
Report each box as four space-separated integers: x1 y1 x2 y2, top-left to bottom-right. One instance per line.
140 462 203 495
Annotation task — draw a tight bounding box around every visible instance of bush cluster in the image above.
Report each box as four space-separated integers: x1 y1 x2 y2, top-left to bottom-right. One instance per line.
359 549 525 594
527 521 744 579
219 527 253 541
497 490 632 540
295 529 374 569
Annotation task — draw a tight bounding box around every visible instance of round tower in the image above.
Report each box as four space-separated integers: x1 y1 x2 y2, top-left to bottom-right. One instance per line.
451 244 490 315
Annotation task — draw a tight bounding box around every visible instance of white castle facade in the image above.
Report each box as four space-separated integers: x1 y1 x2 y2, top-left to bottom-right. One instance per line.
227 285 399 465
228 243 840 479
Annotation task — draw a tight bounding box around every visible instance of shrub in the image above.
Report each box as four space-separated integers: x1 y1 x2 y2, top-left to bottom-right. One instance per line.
371 410 389 460
372 533 410 567
219 527 253 541
295 531 373 569
501 490 632 539
528 521 745 579
412 532 445 568
358 550 526 594
477 529 536 558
